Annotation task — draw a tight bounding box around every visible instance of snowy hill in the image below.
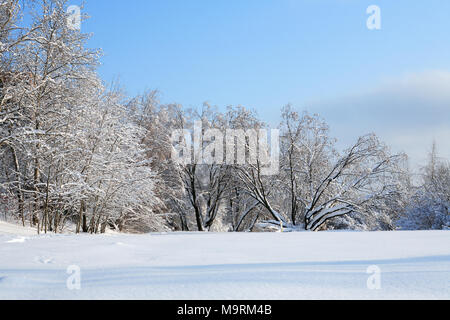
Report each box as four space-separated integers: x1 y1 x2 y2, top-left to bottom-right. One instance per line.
0 222 449 300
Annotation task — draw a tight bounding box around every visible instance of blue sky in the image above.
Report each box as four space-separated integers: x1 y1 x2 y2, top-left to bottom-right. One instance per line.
76 0 450 168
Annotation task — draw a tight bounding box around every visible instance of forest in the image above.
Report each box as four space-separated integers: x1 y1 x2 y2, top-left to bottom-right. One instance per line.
1 0 449 234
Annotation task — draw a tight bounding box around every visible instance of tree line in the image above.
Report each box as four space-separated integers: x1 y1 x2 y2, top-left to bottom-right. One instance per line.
0 0 448 233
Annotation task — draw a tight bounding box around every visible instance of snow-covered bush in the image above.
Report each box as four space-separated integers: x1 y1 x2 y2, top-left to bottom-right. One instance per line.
398 197 449 230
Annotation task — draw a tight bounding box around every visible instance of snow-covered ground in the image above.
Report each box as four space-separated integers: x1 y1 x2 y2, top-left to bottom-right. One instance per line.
0 221 40 236
0 221 449 300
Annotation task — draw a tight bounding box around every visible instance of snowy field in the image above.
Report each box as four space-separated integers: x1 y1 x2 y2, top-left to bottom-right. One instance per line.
0 221 449 300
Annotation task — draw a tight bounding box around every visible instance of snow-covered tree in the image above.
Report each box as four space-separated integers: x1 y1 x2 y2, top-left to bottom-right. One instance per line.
398 143 450 230
0 0 163 233
249 106 409 231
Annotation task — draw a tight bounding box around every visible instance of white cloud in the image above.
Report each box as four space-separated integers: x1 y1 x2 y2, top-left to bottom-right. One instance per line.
305 70 450 169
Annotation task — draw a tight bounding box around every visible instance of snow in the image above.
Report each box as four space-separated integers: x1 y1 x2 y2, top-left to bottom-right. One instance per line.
0 221 39 236
0 221 449 300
